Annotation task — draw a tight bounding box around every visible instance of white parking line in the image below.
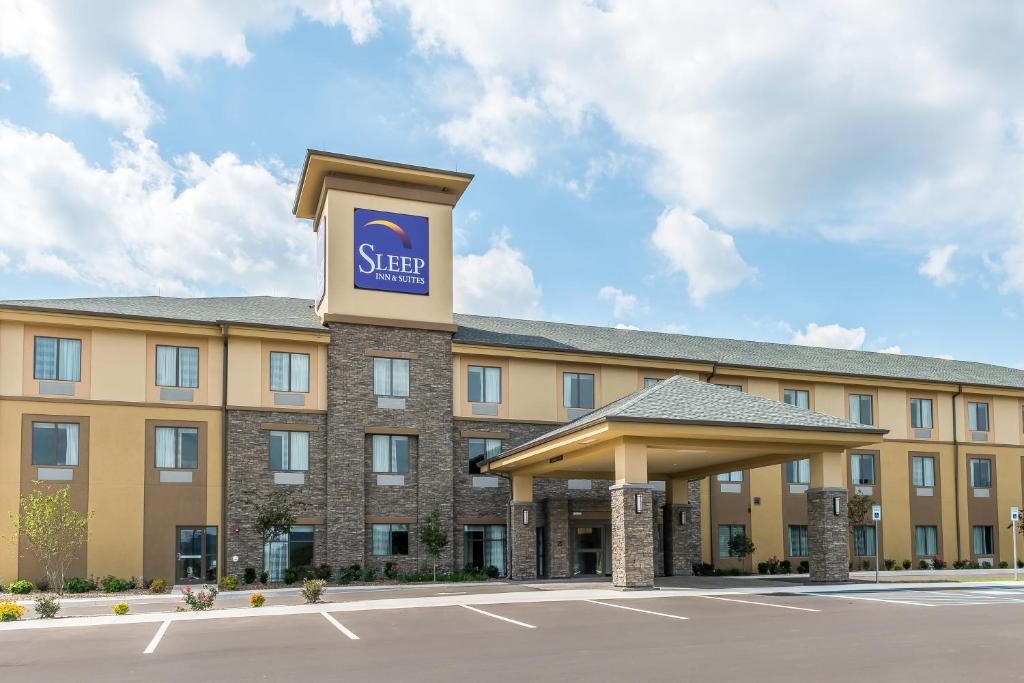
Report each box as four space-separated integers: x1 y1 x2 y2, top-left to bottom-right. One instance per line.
460 604 536 628
584 600 689 620
814 593 934 607
321 612 360 640
143 620 170 654
698 596 820 612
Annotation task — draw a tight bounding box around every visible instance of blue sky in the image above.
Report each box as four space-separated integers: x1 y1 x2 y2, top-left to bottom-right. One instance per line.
1 2 1022 367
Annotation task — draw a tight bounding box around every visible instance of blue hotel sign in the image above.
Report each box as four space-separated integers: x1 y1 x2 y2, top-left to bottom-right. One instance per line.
354 208 429 295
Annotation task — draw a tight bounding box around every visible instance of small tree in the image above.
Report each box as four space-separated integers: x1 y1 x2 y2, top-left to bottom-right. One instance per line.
419 507 449 581
847 494 874 527
9 484 91 595
240 489 297 545
727 532 756 564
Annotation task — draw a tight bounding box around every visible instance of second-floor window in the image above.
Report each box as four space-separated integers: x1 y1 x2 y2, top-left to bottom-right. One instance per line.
968 402 990 432
468 438 502 474
643 377 662 388
911 455 935 487
850 453 876 485
783 389 810 409
785 459 810 484
910 398 933 429
155 426 198 469
31 422 79 466
373 358 409 397
716 470 743 482
269 431 309 471
563 372 595 409
34 336 81 382
468 365 501 403
156 345 199 388
270 352 309 393
848 394 874 425
371 434 410 473
969 458 992 488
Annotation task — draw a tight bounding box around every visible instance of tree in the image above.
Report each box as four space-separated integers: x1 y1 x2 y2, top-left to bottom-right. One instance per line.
240 489 296 546
419 507 449 581
847 493 875 527
727 532 756 563
9 484 91 595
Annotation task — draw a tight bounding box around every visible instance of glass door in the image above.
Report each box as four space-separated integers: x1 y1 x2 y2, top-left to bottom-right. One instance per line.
176 526 218 584
572 525 606 576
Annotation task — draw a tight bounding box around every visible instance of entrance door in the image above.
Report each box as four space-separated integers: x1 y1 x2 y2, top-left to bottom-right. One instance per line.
572 525 608 576
176 526 218 584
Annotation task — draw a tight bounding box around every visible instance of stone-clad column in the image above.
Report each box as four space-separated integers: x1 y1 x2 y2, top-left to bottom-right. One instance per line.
610 484 655 588
808 451 849 583
665 478 701 576
545 498 570 579
508 475 538 580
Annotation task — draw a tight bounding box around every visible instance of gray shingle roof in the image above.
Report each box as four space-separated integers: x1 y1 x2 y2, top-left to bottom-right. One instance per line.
2 295 1022 390
453 313 1024 390
500 374 886 458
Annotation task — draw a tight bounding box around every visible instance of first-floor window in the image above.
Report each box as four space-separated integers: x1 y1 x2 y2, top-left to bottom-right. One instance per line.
785 459 810 484
263 525 314 582
972 525 994 555
718 524 746 558
464 524 506 575
468 438 502 474
915 526 938 556
155 426 199 469
31 422 80 466
788 525 808 557
716 471 743 482
371 435 410 473
372 524 409 555
269 430 309 471
853 525 877 556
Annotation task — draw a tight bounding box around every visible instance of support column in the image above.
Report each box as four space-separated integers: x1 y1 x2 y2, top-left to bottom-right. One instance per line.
545 498 570 578
509 475 538 580
610 439 654 589
808 451 849 583
666 478 701 576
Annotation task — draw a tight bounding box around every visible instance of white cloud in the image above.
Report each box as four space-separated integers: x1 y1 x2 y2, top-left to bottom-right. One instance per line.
0 121 311 296
791 323 867 350
650 207 755 305
453 229 542 318
0 250 9 268
614 323 640 330
598 285 638 318
918 244 960 286
879 345 902 354
0 80 10 92
662 323 688 334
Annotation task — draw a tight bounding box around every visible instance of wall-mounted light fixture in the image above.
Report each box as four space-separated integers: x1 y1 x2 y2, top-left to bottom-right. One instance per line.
679 510 686 525
523 508 530 525
635 493 643 513
833 496 842 516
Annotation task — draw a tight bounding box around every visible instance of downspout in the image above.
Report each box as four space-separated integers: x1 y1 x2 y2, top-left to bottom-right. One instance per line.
220 324 230 580
705 361 717 568
952 384 963 562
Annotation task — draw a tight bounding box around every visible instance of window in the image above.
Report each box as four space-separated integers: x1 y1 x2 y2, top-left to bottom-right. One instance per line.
968 402 990 432
464 524 506 575
269 351 309 393
372 524 409 555
853 526 877 556
468 438 502 475
850 453 876 485
718 384 743 391
718 524 746 558
915 526 938 556
785 459 810 484
716 470 743 482
373 357 409 397
269 431 309 471
643 377 662 388
33 336 81 382
783 389 810 409
371 435 410 473
264 525 314 582
969 458 992 488
155 345 199 388
848 394 874 425
788 525 808 557
909 398 933 429
468 365 501 403
563 372 595 409
972 525 994 555
31 422 79 466
154 426 198 469
911 455 935 487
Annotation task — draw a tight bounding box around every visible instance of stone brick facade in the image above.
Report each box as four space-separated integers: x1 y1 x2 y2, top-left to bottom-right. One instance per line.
508 501 538 579
225 409 328 575
610 484 655 588
665 480 702 576
808 487 849 583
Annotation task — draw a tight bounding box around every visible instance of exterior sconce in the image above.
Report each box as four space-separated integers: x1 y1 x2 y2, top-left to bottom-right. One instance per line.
679 510 686 525
523 508 530 525
833 496 842 516
635 493 643 513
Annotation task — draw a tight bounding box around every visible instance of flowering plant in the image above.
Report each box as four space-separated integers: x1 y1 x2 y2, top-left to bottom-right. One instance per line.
179 584 218 611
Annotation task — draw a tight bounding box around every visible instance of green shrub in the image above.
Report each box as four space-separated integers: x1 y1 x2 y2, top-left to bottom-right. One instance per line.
149 578 167 594
64 577 95 593
219 575 240 591
112 601 129 616
301 578 327 604
484 565 500 579
861 560 870 571
243 567 257 585
34 594 60 619
180 585 218 611
692 562 715 576
337 564 362 584
778 560 792 574
797 560 809 574
919 560 929 570
283 568 298 585
100 575 134 592
8 579 33 595
314 564 333 580
35 579 50 592
384 562 399 580
0 602 26 622
259 570 269 584
757 562 768 575
249 592 265 608
932 558 946 569
360 566 378 582
901 559 912 570
883 559 896 571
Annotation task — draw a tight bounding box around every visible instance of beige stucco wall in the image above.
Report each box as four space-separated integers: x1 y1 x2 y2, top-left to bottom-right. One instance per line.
0 321 24 395
92 329 146 402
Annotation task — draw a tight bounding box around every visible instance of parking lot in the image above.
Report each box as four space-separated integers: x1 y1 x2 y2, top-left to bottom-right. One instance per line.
3 586 1024 681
